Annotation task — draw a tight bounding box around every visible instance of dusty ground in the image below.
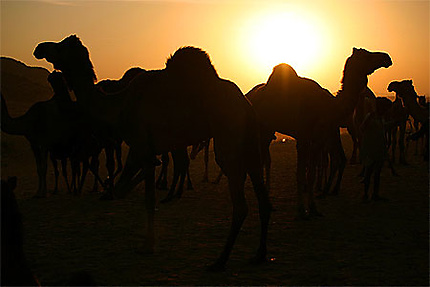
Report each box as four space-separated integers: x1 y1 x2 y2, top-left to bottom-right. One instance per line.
1 132 428 286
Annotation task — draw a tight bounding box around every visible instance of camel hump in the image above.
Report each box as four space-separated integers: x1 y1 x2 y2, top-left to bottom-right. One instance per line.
266 63 298 86
165 46 218 78
96 67 145 94
121 67 145 84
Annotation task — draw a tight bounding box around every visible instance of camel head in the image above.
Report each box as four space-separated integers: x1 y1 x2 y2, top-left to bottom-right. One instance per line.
387 80 417 101
346 48 392 76
33 35 97 91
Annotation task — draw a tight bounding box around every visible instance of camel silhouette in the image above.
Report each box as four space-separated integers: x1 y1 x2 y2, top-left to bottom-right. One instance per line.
241 48 392 219
93 67 145 198
46 71 76 194
34 35 271 270
411 96 428 155
46 71 104 195
388 80 429 161
1 71 84 198
385 94 409 165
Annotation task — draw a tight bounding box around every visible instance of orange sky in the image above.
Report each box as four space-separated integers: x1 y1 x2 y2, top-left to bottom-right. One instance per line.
1 0 429 97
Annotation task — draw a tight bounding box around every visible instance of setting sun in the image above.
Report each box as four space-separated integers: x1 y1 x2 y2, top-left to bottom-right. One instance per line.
246 11 324 75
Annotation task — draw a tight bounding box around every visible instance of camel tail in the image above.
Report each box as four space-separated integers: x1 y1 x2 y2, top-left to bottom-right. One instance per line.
1 94 27 136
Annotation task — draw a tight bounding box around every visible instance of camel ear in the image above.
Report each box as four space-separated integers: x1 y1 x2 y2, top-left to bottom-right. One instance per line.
353 47 358 53
407 80 413 84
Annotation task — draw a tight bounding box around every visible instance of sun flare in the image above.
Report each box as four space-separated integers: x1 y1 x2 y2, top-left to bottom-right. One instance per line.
246 11 323 75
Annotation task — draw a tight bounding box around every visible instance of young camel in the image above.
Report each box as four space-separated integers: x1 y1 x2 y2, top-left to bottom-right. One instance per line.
34 35 271 271
243 48 392 219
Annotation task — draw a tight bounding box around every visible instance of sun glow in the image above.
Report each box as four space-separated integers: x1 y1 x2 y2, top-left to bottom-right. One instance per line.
244 10 324 76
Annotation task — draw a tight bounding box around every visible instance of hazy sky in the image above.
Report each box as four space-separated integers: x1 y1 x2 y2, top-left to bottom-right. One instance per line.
1 0 429 96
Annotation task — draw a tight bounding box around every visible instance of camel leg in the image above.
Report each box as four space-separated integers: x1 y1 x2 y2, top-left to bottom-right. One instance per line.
371 161 383 200
113 142 123 178
208 168 248 271
316 150 326 196
391 128 397 163
90 156 100 192
350 138 359 164
143 163 156 254
329 133 346 195
113 147 144 199
202 141 209 182
348 125 359 164
156 153 169 190
261 137 273 193
61 158 71 193
176 149 191 197
248 165 271 265
398 122 408 165
307 143 322 217
386 156 399 177
104 146 116 191
176 167 187 199
78 159 89 195
50 155 59 194
71 160 78 194
161 152 181 203
31 144 48 198
264 149 272 193
71 160 81 195
363 163 375 202
186 165 193 190
295 140 309 219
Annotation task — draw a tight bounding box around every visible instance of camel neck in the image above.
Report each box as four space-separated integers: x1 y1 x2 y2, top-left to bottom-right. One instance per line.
334 72 368 124
400 92 428 122
67 72 96 105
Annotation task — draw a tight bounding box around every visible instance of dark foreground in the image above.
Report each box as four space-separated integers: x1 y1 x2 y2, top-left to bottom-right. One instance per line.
1 133 429 286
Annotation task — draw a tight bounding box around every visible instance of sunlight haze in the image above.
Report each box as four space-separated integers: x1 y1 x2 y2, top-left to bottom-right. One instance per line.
1 0 429 96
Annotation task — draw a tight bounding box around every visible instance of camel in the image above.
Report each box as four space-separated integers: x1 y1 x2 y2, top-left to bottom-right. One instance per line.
47 71 103 195
388 80 429 161
34 35 271 270
47 71 76 194
70 67 145 196
411 96 428 155
384 95 408 165
1 72 85 197
242 48 392 218
93 67 145 198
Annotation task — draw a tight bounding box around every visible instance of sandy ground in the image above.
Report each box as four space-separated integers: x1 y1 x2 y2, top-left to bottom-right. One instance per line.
1 132 428 286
